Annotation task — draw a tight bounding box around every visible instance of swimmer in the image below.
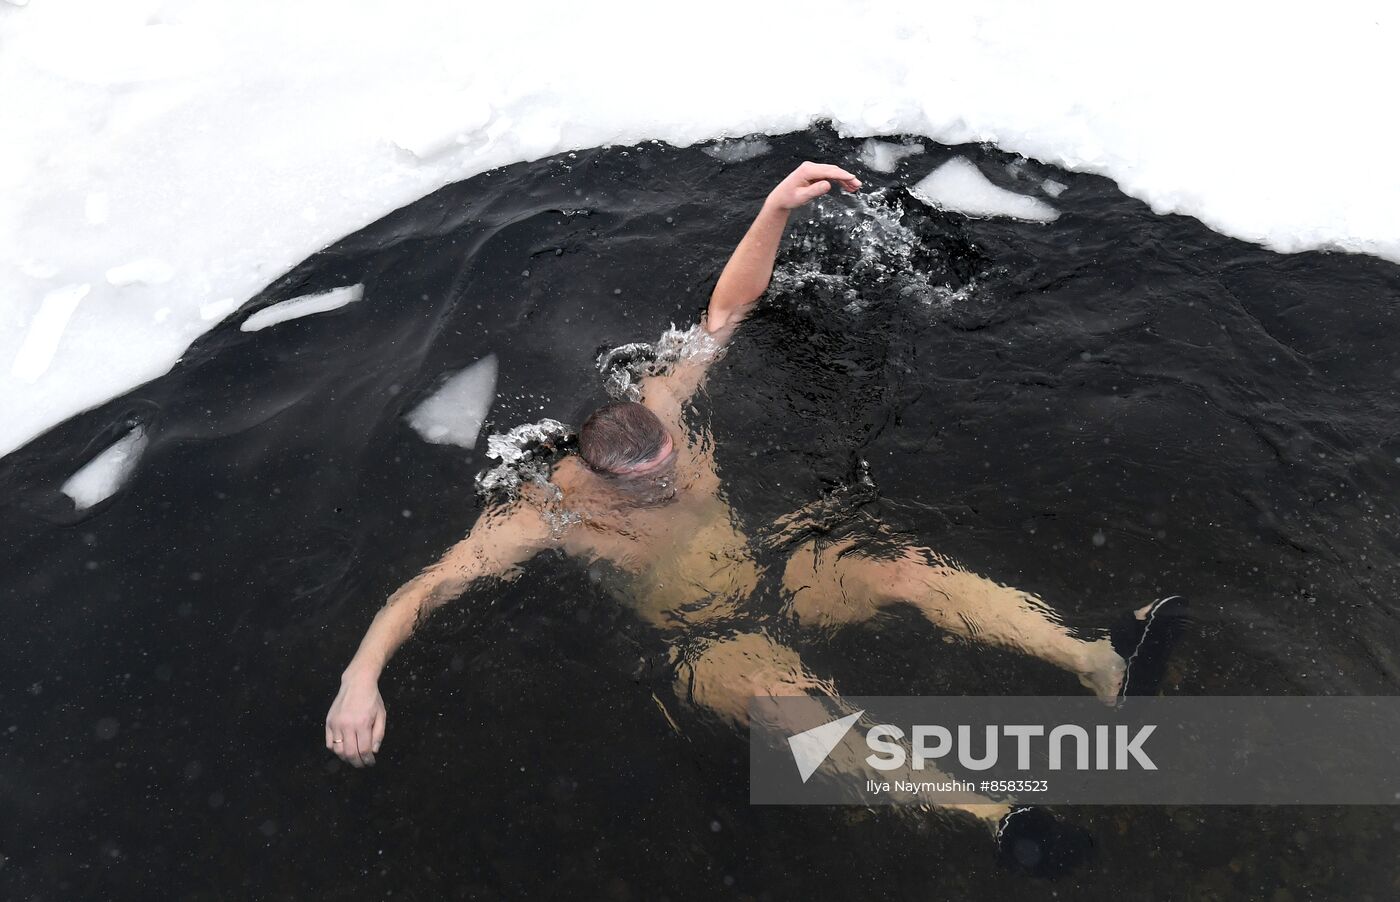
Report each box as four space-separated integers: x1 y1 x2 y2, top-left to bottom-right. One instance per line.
325 161 1183 875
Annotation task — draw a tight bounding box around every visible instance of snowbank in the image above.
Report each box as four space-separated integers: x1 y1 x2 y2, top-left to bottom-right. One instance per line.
2 0 1396 460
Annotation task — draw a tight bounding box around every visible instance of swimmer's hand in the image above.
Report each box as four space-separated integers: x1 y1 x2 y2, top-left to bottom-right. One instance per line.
325 670 386 768
706 161 863 336
766 161 861 210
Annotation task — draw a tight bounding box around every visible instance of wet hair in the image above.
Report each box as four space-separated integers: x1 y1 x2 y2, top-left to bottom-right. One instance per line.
578 401 669 474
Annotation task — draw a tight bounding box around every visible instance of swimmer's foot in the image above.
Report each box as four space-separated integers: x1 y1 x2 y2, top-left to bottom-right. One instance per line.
994 806 1094 877
1110 595 1190 699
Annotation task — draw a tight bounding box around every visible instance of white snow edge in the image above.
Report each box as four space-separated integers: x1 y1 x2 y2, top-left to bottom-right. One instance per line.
2 1 1397 463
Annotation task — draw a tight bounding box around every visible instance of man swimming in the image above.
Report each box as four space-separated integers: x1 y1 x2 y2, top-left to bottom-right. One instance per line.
325 161 1179 874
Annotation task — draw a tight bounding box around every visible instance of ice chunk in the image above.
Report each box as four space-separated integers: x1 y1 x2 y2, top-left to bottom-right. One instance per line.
239 285 364 332
912 158 1059 222
857 139 925 173
1041 179 1068 198
106 259 174 286
702 137 771 163
61 427 148 511
11 284 90 384
405 354 498 449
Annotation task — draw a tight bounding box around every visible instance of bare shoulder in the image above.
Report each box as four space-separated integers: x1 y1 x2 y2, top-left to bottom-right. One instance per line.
637 321 727 428
449 492 558 564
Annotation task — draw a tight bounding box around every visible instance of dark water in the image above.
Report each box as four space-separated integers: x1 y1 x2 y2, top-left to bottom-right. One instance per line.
3 126 1400 900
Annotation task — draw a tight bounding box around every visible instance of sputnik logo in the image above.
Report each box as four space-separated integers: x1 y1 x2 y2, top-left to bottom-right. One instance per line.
786 710 863 783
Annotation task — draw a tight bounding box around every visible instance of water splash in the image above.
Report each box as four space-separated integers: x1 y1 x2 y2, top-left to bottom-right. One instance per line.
474 418 573 497
772 188 987 311
596 323 722 401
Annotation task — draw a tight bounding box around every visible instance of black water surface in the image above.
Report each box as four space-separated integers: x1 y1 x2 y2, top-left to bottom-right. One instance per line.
3 127 1399 900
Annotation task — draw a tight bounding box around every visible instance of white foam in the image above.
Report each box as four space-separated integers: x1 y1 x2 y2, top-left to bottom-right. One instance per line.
475 417 573 497
239 285 363 333
857 139 925 173
61 426 148 510
1 0 1397 461
912 158 1060 223
405 354 498 449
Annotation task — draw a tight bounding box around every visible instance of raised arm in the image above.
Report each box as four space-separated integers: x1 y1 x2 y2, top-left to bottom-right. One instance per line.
704 161 862 341
641 162 862 423
325 501 551 766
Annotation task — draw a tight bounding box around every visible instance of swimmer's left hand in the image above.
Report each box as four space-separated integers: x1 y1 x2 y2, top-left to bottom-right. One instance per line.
325 670 386 768
767 161 862 210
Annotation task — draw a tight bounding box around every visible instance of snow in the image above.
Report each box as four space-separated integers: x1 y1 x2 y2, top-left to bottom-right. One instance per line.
239 284 363 333
106 258 175 287
405 355 498 450
857 139 925 173
913 158 1060 222
61 426 148 510
1 0 1397 463
11 284 89 384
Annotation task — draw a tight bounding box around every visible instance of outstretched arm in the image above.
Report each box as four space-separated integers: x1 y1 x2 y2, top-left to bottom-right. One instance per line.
642 162 862 423
704 161 862 341
325 502 551 766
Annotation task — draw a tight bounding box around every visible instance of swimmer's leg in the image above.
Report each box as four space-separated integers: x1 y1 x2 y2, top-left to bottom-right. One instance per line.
782 540 1125 702
673 631 1010 824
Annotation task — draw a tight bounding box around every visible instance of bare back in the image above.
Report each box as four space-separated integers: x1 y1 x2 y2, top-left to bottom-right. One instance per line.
535 413 761 631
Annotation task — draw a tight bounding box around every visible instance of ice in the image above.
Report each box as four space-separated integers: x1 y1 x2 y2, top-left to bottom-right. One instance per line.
1041 179 1067 198
2 0 1398 461
106 259 174 287
11 284 89 383
702 137 772 163
61 426 148 511
912 158 1060 223
239 285 364 333
404 354 498 449
857 139 925 173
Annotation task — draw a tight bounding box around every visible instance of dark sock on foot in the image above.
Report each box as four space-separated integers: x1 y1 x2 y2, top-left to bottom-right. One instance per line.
995 806 1094 877
1110 595 1190 697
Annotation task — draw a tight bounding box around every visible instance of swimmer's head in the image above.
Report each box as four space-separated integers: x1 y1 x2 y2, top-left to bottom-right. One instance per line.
579 401 673 476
